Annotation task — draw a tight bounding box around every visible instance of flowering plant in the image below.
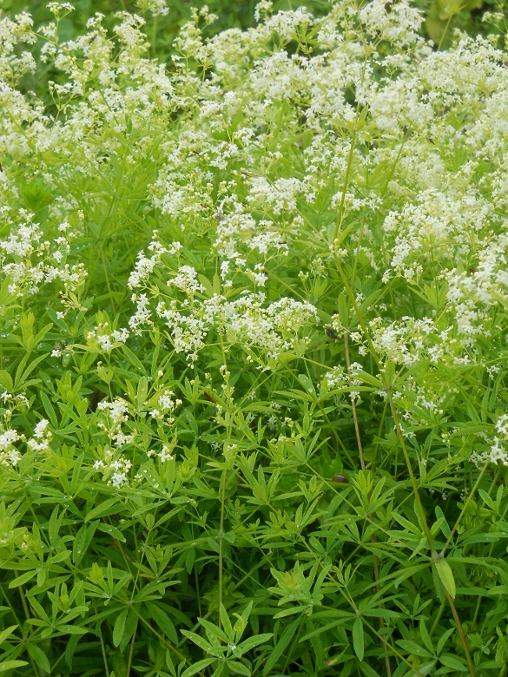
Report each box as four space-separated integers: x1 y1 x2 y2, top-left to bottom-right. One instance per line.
1 0 508 675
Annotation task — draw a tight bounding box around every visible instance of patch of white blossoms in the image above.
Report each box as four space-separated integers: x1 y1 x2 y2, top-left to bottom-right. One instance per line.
0 416 52 466
1 0 508 486
0 208 87 305
471 415 508 469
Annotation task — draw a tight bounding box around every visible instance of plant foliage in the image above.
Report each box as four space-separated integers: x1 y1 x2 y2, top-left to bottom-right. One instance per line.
0 1 508 676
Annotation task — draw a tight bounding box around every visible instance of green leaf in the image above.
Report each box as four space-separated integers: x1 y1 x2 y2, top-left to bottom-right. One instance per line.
0 370 13 391
0 624 18 645
436 628 456 655
85 499 121 522
396 640 433 658
419 620 434 655
0 661 29 672
228 660 251 676
237 633 273 654
439 655 468 671
146 602 179 644
219 604 234 641
57 625 89 635
137 375 149 408
64 633 81 669
73 522 97 565
358 661 382 677
180 630 214 653
8 569 37 588
297 373 315 395
96 522 126 542
352 616 364 661
434 559 456 599
262 617 300 676
15 352 49 389
122 345 146 373
181 658 216 677
27 643 51 673
198 618 229 644
40 391 58 428
113 608 129 647
362 609 400 619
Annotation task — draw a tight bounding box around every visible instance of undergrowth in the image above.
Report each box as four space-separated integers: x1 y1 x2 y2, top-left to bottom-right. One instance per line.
1 1 508 676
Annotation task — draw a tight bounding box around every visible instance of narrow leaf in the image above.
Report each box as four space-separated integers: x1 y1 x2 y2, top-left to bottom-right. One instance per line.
113 608 129 647
434 559 456 599
0 661 29 673
228 660 251 676
0 625 18 645
181 658 216 677
352 616 364 661
146 602 179 644
27 643 51 673
262 617 300 676
8 570 37 589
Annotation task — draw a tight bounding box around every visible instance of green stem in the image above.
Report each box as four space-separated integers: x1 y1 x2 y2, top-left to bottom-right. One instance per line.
441 461 489 557
126 619 138 677
388 394 435 554
438 13 453 50
333 118 359 243
332 253 382 370
218 468 227 630
388 394 475 677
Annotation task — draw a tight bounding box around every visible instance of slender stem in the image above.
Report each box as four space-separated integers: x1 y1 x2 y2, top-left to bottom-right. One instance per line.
98 621 111 677
430 602 446 635
333 118 359 242
195 564 203 618
345 334 391 676
0 582 22 627
441 461 489 557
361 617 423 677
218 468 227 631
389 394 475 677
388 393 435 554
132 607 196 666
438 13 453 50
126 619 138 677
344 332 365 471
282 616 304 674
446 592 476 677
332 253 382 369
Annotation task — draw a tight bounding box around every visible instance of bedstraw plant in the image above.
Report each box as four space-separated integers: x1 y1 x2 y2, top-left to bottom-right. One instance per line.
1 0 508 676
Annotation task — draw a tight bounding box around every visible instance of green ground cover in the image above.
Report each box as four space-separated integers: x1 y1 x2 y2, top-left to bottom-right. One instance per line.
1 0 508 676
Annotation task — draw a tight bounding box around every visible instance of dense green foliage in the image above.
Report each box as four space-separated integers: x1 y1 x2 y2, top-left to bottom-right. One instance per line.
1 1 508 676
4 0 508 65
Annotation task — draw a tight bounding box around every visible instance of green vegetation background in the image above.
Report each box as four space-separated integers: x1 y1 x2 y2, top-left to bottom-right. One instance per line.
3 0 507 60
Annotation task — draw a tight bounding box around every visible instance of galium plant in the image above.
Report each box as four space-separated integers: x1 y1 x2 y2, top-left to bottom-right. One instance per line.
1 0 508 675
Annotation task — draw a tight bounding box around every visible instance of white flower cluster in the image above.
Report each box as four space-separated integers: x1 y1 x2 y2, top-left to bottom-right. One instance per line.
369 316 462 367
0 417 52 466
149 291 318 364
149 390 182 421
383 190 491 283
96 398 134 447
490 415 508 467
86 323 129 353
358 0 423 48
0 428 23 467
27 419 52 452
0 209 86 300
128 236 182 290
323 366 349 392
1 0 508 499
469 415 508 469
93 450 133 489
